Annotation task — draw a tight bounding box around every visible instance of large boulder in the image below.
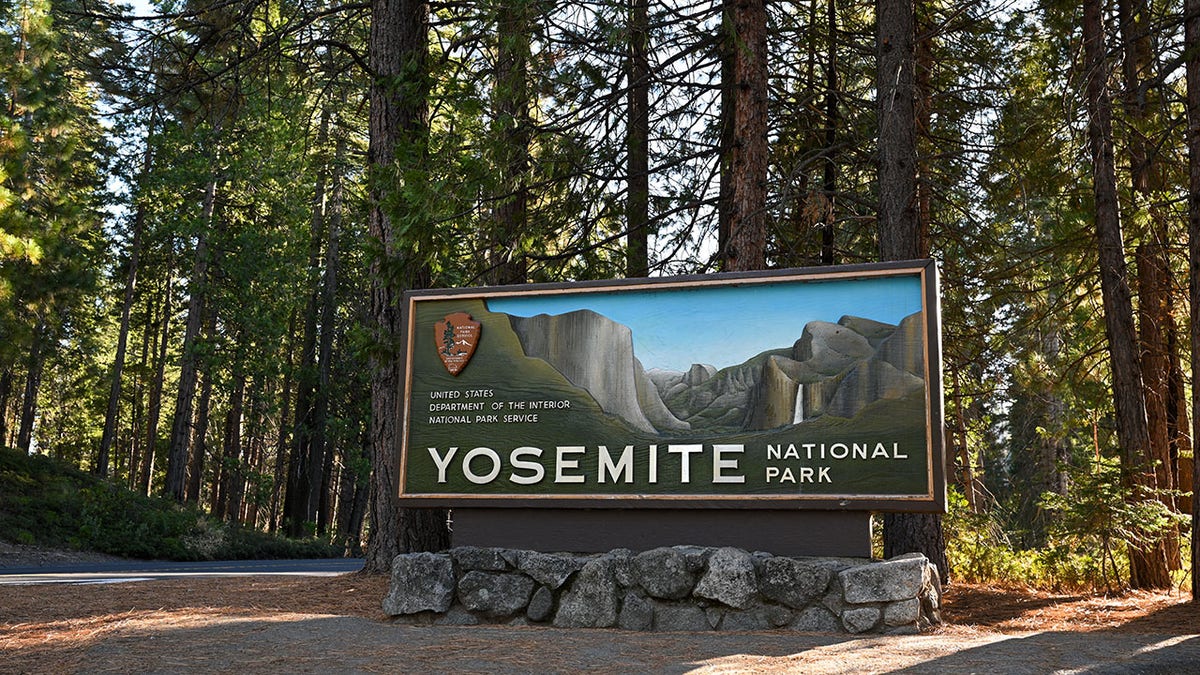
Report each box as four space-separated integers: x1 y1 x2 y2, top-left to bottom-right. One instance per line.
760 557 832 609
382 552 455 615
633 547 696 600
839 553 931 604
457 571 534 618
694 547 758 610
553 557 618 628
516 551 581 590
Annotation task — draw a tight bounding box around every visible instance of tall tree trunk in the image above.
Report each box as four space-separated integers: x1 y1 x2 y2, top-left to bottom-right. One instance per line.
1082 0 1168 589
0 367 12 448
365 0 449 573
16 317 46 453
1121 0 1180 571
718 0 769 271
270 309 298 533
187 363 212 504
311 131 344 535
186 311 215 504
876 0 918 261
221 368 247 524
99 140 152 477
285 111 329 536
626 0 650 278
488 0 532 285
821 0 839 265
166 176 217 501
877 0 948 582
140 266 173 496
127 300 153 490
1184 0 1200 602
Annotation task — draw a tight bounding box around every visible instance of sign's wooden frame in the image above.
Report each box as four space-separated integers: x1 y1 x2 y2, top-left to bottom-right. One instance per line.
397 259 946 513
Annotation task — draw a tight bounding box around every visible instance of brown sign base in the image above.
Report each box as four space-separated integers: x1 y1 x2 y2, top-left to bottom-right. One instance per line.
450 508 872 557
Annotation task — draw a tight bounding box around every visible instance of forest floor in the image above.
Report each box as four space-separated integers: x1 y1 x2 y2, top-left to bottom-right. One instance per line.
2 545 1198 673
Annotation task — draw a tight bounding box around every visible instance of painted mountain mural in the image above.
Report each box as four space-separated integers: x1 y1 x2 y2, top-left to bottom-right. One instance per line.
504 307 925 436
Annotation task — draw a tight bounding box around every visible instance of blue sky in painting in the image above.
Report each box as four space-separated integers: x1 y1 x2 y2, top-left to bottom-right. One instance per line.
486 275 923 372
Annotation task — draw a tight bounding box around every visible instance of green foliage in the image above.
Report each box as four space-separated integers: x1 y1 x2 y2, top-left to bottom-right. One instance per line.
945 487 1112 591
0 446 339 560
1040 458 1189 589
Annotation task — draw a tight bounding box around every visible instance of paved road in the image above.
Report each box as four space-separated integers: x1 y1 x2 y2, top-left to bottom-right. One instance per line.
0 558 364 585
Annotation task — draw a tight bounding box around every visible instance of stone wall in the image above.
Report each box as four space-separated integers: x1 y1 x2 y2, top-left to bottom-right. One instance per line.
382 546 942 634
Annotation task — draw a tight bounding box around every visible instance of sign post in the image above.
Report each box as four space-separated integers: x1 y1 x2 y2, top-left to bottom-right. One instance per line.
398 260 945 555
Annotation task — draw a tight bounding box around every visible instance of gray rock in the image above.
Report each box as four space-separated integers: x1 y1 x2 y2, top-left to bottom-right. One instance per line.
433 606 480 626
839 554 928 604
705 607 724 628
526 585 555 622
684 363 717 386
790 606 841 632
633 547 695 599
793 320 876 375
618 592 653 631
837 315 897 347
694 547 758 610
382 552 455 615
719 609 771 631
553 558 618 628
877 312 924 376
760 557 832 608
821 577 847 616
609 549 636 588
825 357 924 419
517 551 581 590
675 545 713 572
634 358 690 431
451 546 510 572
653 602 711 631
457 571 534 618
884 598 920 626
764 605 794 628
842 606 881 634
509 310 659 433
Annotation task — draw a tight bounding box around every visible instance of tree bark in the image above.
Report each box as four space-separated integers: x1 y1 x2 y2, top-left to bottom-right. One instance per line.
719 0 769 270
311 130 344 535
1184 0 1200 602
166 176 217 501
98 201 144 477
0 368 12 448
876 0 918 261
140 266 173 496
820 0 839 265
186 345 213 504
220 368 246 523
626 0 650 278
270 309 298 533
488 0 532 285
16 317 46 453
285 109 331 536
877 0 947 582
1082 0 1168 589
364 0 449 574
1121 0 1180 571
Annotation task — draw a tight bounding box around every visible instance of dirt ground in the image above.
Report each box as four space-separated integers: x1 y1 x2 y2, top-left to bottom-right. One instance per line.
2 550 1199 674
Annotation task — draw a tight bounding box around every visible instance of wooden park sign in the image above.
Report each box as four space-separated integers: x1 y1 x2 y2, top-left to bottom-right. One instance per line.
398 260 947 516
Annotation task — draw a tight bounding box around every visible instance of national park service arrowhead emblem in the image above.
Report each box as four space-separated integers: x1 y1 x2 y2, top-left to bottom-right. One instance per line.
434 312 481 376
